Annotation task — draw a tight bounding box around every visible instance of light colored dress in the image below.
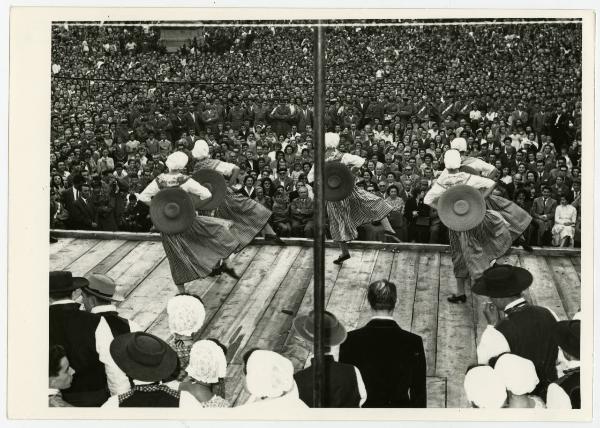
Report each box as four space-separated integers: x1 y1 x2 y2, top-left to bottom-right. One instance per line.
552 203 577 244
424 170 513 280
308 151 393 242
138 172 239 284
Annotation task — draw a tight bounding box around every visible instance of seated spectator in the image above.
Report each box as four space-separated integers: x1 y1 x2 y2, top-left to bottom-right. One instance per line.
552 195 577 247
179 339 231 408
530 186 557 246
122 193 151 232
270 192 292 237
384 184 407 241
493 353 545 408
166 294 206 381
289 187 314 238
49 345 75 407
464 365 507 408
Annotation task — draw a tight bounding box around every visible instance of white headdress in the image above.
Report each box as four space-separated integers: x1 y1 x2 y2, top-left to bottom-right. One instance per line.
444 149 462 170
325 132 340 150
192 139 210 160
186 340 227 384
167 295 206 336
451 137 468 152
165 151 189 172
245 350 294 398
464 365 507 408
477 325 511 365
494 353 539 396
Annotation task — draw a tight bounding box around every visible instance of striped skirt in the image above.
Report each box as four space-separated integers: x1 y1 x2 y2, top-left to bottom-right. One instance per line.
161 216 239 285
486 194 532 241
327 187 394 242
448 210 513 280
215 191 272 252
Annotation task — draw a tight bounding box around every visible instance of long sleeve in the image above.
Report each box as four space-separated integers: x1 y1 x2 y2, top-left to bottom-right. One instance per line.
307 165 315 183
95 317 131 395
465 158 497 178
340 153 367 169
410 338 427 408
423 181 445 207
354 367 368 407
180 178 212 200
137 179 160 204
214 160 237 177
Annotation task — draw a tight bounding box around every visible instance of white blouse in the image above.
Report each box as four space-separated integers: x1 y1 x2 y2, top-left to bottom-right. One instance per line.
137 173 212 204
424 171 494 207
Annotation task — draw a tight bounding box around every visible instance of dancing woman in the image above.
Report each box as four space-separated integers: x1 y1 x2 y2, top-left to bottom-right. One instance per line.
137 152 240 293
308 133 398 264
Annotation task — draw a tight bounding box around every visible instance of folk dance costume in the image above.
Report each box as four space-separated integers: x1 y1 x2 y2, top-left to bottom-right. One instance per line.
137 152 239 292
424 150 513 302
308 133 396 264
191 140 283 251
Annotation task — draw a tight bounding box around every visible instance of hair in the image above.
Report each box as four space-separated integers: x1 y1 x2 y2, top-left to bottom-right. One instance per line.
386 184 400 197
49 344 67 377
367 280 397 311
488 352 511 369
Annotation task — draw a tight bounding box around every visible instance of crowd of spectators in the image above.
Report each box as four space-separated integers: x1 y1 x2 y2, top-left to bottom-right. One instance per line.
50 22 582 247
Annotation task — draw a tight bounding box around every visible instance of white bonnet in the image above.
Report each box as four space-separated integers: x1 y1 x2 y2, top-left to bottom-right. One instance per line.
324 132 340 149
165 151 189 171
192 139 210 160
186 340 227 384
167 295 206 336
245 350 294 398
464 365 507 408
444 149 462 170
494 353 539 395
451 137 468 152
477 325 511 365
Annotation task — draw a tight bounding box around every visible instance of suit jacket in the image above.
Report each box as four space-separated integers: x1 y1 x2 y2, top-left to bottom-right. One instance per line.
69 197 97 230
531 196 557 221
339 318 426 408
183 112 201 134
296 108 313 132
237 186 256 199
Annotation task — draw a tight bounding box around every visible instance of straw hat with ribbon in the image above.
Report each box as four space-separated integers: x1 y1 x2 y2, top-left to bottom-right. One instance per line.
324 162 354 202
437 184 486 232
192 169 227 210
149 187 196 234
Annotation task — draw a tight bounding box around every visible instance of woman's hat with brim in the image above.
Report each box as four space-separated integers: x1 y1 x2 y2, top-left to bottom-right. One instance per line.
552 320 580 359
192 169 227 210
324 162 354 202
50 271 89 294
472 264 533 297
110 332 177 382
293 310 347 347
437 184 486 232
149 187 195 234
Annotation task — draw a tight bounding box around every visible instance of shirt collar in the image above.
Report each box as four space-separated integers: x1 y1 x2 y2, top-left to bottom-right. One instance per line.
91 304 117 314
50 299 76 306
371 315 395 321
504 297 526 312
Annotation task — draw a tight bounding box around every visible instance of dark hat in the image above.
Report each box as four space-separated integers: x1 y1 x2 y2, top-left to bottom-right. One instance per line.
110 332 177 382
437 184 486 232
293 311 347 347
192 169 227 210
472 264 533 297
324 162 354 201
50 271 89 294
82 273 122 302
149 187 195 234
553 320 580 359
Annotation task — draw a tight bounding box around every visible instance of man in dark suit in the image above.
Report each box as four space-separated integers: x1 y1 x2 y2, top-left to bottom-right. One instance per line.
339 280 427 407
549 105 574 151
68 183 97 230
61 174 85 229
293 311 366 407
473 264 559 398
530 186 558 246
183 104 201 135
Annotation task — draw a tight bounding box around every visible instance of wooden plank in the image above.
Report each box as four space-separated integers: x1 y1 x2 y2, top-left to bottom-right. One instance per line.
356 250 395 328
145 246 260 339
48 237 75 256
233 248 314 364
327 250 378 331
224 363 245 406
63 240 128 277
427 377 448 408
279 248 344 371
49 239 100 270
108 241 166 301
547 256 582 319
410 251 441 376
571 256 581 280
519 255 568 320
436 253 477 409
87 241 139 275
201 246 301 363
389 250 420 330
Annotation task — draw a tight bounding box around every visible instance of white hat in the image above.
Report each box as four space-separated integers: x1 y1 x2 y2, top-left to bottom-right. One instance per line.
324 132 340 149
186 340 227 384
245 350 294 398
444 149 462 170
464 365 507 408
165 151 189 172
494 353 539 395
477 325 511 364
167 295 206 336
192 140 210 160
451 137 468 152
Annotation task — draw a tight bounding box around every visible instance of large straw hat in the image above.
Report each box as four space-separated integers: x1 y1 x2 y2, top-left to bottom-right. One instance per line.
293 310 347 347
149 187 195 234
192 169 227 210
324 162 354 201
437 184 485 232
472 264 533 297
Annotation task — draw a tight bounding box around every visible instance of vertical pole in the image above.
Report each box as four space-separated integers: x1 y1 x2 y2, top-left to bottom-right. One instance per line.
312 21 326 408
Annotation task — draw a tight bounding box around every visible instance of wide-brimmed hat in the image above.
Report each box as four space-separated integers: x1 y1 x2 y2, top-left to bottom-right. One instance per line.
82 273 122 302
324 162 354 201
50 271 89 294
552 320 580 359
149 187 195 234
192 169 227 210
437 184 485 232
110 332 177 382
293 310 347 347
472 264 533 297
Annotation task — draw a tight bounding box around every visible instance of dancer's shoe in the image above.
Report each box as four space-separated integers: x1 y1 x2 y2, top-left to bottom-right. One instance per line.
333 254 351 265
447 294 467 303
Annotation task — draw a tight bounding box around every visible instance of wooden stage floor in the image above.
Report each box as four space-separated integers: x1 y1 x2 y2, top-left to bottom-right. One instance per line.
49 236 581 408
